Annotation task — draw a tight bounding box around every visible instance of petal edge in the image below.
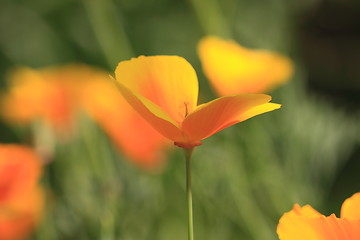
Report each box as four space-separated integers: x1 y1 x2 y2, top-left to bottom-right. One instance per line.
114 78 184 142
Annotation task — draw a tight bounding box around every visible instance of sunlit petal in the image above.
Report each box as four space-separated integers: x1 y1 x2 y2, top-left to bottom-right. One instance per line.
198 36 293 95
182 94 280 143
115 55 199 124
115 79 184 142
341 193 360 220
277 204 322 240
238 102 281 122
278 201 360 240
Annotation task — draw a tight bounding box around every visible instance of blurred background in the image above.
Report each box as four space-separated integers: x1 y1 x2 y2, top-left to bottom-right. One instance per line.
0 0 359 239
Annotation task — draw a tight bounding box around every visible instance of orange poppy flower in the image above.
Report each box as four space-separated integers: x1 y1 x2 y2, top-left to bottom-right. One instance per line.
0 144 44 240
114 55 281 149
82 79 170 169
1 65 107 133
277 192 360 240
1 64 170 168
197 36 294 95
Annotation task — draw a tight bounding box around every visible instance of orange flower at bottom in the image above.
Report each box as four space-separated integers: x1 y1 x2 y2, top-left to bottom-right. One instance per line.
277 193 360 240
114 55 281 149
0 145 44 240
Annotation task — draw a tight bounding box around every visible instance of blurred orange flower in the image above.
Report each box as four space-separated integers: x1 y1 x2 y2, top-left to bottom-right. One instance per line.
0 144 44 240
1 65 106 133
1 64 170 168
277 193 360 240
82 79 170 169
197 36 294 95
114 55 281 149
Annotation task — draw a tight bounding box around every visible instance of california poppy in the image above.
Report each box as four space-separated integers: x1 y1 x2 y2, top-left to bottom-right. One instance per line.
277 192 360 240
198 36 293 95
114 55 281 149
0 144 44 240
1 65 107 133
1 64 170 168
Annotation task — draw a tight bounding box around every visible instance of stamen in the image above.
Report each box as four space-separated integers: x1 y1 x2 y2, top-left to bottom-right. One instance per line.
184 102 189 117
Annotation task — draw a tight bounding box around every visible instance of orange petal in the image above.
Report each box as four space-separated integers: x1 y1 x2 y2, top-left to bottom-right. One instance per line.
1 68 50 124
277 204 323 240
291 204 323 218
114 78 184 143
1 64 106 132
0 145 42 203
82 80 170 169
115 56 199 124
278 204 360 240
198 36 293 95
309 214 360 240
181 94 280 143
0 145 44 240
341 193 360 220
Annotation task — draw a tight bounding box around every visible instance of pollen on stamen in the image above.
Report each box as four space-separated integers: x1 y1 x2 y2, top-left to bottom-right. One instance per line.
184 102 189 117
177 102 190 120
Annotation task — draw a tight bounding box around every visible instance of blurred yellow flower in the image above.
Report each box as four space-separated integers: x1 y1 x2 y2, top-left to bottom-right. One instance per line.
277 193 360 240
114 55 281 149
0 144 44 240
197 36 294 95
82 79 170 169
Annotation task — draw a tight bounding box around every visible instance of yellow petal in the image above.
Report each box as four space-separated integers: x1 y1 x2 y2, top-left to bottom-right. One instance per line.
277 204 324 240
181 93 280 143
278 204 360 240
1 67 50 123
341 193 360 220
114 78 184 143
198 36 293 95
115 56 199 124
292 204 323 218
238 102 281 122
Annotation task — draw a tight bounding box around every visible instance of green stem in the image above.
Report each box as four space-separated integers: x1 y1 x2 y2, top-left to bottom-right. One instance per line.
184 147 195 240
100 208 115 240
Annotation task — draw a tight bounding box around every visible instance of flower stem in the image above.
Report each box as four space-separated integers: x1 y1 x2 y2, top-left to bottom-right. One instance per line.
184 147 195 240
